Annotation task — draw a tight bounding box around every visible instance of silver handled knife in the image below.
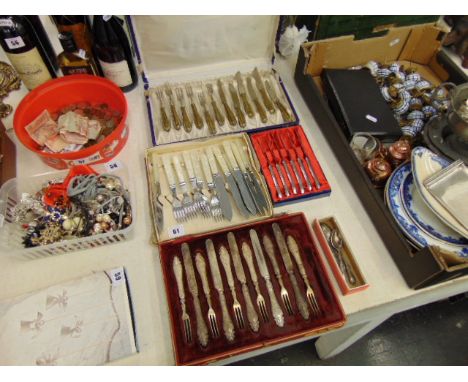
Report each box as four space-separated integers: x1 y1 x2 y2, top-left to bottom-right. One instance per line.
181 243 209 346
227 232 260 332
212 145 250 217
228 82 247 128
232 141 269 214
272 223 309 320
205 239 235 341
252 67 275 114
205 146 233 221
249 229 284 327
235 71 254 118
222 141 257 215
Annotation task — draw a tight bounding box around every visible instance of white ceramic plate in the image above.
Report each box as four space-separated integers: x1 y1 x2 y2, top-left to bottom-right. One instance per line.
400 172 468 245
411 147 468 238
385 162 468 259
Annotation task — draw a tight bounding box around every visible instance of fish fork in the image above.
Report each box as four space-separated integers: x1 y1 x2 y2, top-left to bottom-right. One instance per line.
164 85 181 130
241 241 269 323
154 89 171 132
219 246 245 329
185 84 204 129
206 239 235 342
200 152 222 221
162 155 184 222
176 87 193 133
286 235 321 316
198 92 216 135
181 243 209 347
190 151 210 217
262 234 294 315
173 155 196 219
195 252 220 338
172 255 192 343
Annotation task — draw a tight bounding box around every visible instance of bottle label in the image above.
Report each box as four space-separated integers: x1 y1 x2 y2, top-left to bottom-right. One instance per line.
4 36 26 50
6 47 52 90
99 59 132 88
61 65 93 76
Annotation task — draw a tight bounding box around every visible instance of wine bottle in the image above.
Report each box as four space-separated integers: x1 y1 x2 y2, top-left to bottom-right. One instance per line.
0 15 56 90
53 15 93 53
58 32 95 75
92 15 138 92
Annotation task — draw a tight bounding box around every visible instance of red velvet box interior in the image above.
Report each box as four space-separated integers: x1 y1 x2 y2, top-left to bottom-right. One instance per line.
159 213 346 365
250 126 331 203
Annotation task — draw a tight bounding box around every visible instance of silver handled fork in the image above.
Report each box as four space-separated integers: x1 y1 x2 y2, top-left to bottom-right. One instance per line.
190 151 210 217
200 152 222 221
241 241 269 323
219 246 245 329
173 155 196 219
185 84 204 129
162 155 184 222
154 89 171 132
195 252 220 338
287 235 321 316
263 234 294 315
172 255 192 343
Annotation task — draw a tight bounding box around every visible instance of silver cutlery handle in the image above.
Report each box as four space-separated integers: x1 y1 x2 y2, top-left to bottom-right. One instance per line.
227 232 247 284
205 239 223 292
276 163 290 196
269 165 283 199
305 156 321 189
262 234 283 281
265 278 284 327
287 235 308 283
288 272 309 320
272 223 294 272
193 296 209 346
173 256 186 302
219 291 235 341
283 160 297 194
219 245 236 290
298 157 313 191
241 283 260 332
291 160 305 194
195 252 212 302
241 241 260 288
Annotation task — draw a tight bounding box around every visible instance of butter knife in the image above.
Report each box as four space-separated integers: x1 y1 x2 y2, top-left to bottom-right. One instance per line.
247 77 268 123
217 79 237 127
228 82 247 128
222 141 257 215
206 146 233 221
205 239 235 341
252 67 275 114
249 229 284 327
227 232 260 332
232 141 269 215
265 79 293 122
235 71 254 118
213 145 250 217
272 223 309 320
181 243 209 346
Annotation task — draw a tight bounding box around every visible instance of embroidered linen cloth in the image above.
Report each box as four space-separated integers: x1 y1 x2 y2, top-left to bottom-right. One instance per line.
0 267 137 365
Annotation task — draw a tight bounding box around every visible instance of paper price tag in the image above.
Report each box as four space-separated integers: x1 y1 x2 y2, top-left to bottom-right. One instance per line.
168 224 185 239
105 160 123 172
108 267 126 286
366 114 378 123
5 36 25 50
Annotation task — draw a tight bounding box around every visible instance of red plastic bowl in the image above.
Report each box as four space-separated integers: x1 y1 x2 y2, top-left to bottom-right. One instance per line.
14 74 128 169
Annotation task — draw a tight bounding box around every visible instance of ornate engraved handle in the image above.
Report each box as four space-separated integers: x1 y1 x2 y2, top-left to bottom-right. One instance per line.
287 235 308 282
195 252 212 304
191 101 204 129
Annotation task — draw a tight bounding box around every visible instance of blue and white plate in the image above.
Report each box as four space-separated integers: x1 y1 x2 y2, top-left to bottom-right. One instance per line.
400 172 468 245
385 162 468 259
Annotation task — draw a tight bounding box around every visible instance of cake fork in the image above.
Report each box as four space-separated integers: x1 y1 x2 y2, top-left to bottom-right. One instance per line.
172 255 192 343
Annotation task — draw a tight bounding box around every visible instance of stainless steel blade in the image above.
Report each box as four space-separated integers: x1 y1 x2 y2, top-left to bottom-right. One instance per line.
213 173 233 221
246 170 269 214
232 169 257 215
226 174 250 217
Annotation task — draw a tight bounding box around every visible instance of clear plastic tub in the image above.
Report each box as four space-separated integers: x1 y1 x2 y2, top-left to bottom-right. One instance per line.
0 163 134 259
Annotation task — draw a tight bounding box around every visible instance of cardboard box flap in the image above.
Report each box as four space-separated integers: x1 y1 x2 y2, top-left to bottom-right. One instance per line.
302 23 444 77
130 16 279 79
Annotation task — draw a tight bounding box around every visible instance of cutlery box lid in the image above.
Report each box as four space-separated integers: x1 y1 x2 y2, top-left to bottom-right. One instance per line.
125 16 299 146
158 212 347 365
144 133 274 245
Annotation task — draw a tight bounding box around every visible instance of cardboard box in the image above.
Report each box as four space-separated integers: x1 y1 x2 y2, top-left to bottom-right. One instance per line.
295 22 468 289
